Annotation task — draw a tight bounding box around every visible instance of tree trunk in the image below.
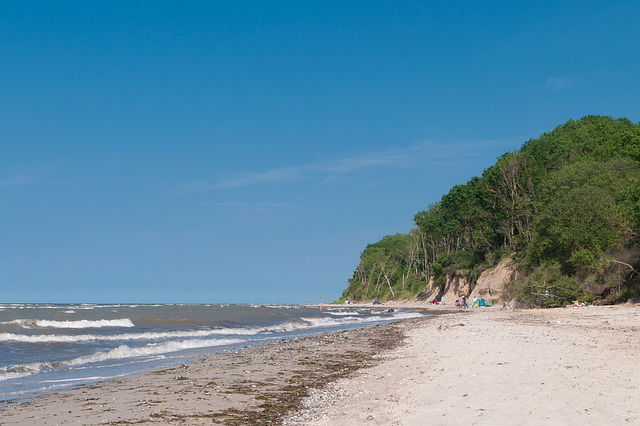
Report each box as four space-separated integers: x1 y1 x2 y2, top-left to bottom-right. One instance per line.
384 274 396 297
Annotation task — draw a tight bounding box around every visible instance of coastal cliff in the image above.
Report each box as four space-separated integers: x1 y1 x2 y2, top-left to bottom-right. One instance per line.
416 258 516 303
341 116 640 306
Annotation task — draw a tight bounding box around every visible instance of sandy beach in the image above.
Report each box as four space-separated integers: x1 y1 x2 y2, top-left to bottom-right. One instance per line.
285 304 640 425
1 304 639 425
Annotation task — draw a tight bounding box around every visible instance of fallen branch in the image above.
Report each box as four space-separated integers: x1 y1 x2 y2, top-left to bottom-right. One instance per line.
613 260 639 276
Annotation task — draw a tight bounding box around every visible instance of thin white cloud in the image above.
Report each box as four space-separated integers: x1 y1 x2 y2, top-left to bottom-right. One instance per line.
191 201 298 213
0 173 77 187
181 139 511 192
182 168 303 192
215 168 301 189
210 202 297 208
544 76 573 90
0 174 39 187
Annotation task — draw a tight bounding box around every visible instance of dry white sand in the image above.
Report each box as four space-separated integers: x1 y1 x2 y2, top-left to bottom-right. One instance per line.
285 304 640 425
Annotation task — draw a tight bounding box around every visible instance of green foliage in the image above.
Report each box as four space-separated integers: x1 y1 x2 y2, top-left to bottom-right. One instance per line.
342 232 425 301
435 250 478 275
342 115 640 303
531 159 639 273
506 262 590 308
607 287 636 304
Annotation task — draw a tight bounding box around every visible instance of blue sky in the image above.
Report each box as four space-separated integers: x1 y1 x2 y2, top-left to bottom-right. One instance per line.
2 1 639 303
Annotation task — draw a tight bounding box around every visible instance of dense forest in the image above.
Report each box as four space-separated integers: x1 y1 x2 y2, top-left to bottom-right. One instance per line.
341 116 640 307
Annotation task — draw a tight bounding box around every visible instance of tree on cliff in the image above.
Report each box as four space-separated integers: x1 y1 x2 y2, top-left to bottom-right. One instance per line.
341 116 640 305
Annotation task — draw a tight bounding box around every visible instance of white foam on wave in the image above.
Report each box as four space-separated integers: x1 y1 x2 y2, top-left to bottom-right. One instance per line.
0 304 62 310
37 318 135 328
4 318 135 329
0 337 245 382
299 311 423 328
0 327 258 343
0 370 33 381
242 310 424 333
260 310 423 333
301 316 360 327
41 375 126 384
0 360 57 382
0 321 300 343
68 337 245 366
1 311 425 344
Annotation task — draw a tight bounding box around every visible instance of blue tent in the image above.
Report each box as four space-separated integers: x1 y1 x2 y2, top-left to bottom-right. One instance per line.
472 298 493 307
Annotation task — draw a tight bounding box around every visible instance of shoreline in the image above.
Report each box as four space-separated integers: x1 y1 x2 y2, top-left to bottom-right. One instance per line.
0 312 443 425
2 304 639 424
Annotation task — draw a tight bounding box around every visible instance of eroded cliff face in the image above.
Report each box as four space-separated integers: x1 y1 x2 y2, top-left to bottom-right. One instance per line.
469 259 518 301
418 275 470 304
418 259 517 304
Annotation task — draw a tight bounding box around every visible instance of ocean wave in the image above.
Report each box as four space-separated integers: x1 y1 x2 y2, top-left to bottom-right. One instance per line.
2 318 135 329
300 311 423 328
0 370 33 382
326 311 361 316
260 310 423 332
0 304 65 310
0 360 58 382
73 338 245 365
0 337 244 382
0 321 307 343
41 375 126 384
0 312 422 344
0 327 253 343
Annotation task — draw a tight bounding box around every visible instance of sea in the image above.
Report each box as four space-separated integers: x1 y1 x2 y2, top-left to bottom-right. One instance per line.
0 303 424 404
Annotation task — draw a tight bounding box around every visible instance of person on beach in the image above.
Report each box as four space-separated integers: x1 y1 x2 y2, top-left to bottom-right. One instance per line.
463 295 469 309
